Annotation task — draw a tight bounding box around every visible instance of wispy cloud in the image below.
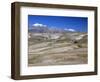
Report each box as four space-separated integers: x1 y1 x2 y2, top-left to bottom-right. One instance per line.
64 28 76 32
32 23 47 27
32 23 76 32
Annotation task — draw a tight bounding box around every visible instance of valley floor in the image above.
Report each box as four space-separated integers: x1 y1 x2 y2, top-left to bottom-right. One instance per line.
28 40 87 66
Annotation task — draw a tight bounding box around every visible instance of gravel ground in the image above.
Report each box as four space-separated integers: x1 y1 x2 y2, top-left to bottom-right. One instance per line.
28 41 88 66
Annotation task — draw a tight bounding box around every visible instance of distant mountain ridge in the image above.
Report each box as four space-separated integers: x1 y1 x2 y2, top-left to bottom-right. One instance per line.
28 23 87 44
28 25 76 33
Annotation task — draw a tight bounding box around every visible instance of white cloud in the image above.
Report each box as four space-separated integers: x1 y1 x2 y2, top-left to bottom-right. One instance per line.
32 23 47 27
64 28 76 32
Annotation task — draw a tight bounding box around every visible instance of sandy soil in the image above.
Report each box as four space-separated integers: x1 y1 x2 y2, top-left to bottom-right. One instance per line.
28 41 87 66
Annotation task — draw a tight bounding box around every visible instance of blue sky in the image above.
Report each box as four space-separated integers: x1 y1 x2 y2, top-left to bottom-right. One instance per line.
28 15 88 32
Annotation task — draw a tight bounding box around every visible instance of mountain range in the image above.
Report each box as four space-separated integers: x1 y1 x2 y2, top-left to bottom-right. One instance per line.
28 25 76 33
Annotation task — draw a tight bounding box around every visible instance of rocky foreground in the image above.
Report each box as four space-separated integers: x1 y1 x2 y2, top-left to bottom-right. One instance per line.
28 32 88 66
